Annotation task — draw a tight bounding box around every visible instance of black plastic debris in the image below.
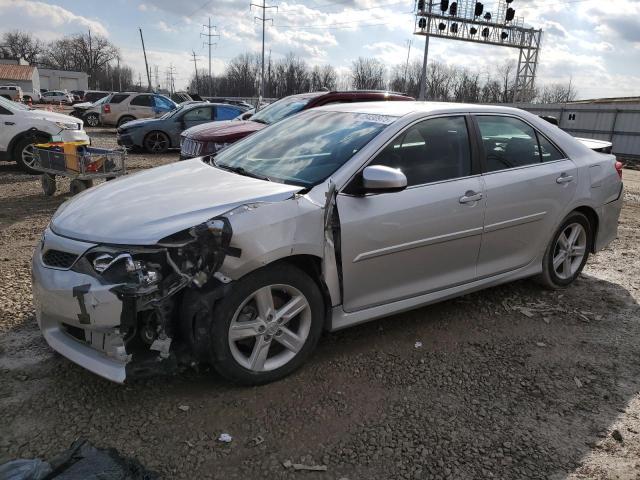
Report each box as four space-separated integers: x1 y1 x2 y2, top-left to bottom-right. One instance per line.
0 439 158 480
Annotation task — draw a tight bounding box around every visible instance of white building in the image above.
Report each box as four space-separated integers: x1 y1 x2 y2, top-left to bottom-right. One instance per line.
0 63 40 95
39 68 88 92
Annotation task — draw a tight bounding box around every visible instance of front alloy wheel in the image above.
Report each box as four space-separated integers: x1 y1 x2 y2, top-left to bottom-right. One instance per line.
144 131 170 154
229 284 312 372
210 264 324 384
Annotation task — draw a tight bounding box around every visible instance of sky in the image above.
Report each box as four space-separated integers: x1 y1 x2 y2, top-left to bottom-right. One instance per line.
0 0 639 99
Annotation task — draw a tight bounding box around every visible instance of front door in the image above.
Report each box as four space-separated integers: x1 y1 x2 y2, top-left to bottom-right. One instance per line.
338 115 485 312
473 114 578 277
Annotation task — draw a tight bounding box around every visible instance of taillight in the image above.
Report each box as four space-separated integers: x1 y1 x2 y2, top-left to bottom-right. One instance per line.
103 104 111 114
615 160 623 179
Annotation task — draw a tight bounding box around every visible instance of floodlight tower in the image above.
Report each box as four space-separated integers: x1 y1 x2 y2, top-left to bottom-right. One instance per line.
414 0 543 102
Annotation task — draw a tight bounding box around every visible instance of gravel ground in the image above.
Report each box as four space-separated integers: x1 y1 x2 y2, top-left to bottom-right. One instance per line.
1 129 640 479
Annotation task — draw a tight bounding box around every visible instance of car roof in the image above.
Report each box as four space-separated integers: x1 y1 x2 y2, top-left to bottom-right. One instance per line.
314 101 527 118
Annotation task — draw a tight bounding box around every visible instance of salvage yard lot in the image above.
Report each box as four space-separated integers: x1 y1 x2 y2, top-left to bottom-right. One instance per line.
1 128 640 479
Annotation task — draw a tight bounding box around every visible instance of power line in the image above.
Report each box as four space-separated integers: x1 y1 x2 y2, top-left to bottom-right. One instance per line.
274 11 412 29
251 0 278 107
201 16 219 96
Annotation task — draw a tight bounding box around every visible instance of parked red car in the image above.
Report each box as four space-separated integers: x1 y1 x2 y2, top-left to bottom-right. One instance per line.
179 90 414 159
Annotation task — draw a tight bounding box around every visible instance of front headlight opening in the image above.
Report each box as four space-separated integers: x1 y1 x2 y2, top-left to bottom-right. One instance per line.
54 121 80 130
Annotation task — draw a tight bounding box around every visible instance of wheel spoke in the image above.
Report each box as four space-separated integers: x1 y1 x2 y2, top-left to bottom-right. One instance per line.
229 319 265 341
572 245 586 256
553 252 565 270
563 255 572 276
248 336 272 371
274 326 304 353
275 295 308 325
557 232 569 249
567 226 580 247
254 286 275 320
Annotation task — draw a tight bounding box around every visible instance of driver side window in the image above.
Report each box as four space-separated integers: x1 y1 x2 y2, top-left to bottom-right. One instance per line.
372 115 472 187
476 115 541 172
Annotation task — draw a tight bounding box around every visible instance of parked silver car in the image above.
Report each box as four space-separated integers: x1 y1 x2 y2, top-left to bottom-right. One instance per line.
32 102 623 384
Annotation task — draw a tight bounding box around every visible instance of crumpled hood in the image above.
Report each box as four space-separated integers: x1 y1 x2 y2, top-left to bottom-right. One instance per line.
183 120 265 141
51 159 303 245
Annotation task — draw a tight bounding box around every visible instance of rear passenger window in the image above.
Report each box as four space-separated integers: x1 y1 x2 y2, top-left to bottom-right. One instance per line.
372 116 471 187
476 116 541 172
215 106 241 120
110 94 129 104
130 95 153 107
537 133 565 161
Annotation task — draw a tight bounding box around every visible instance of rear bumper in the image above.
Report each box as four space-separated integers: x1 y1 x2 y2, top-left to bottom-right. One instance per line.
595 184 623 251
32 228 129 383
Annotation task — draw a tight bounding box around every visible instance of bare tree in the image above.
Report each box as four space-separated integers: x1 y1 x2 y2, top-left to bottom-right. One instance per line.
310 65 337 91
0 30 43 63
351 57 386 90
537 82 577 104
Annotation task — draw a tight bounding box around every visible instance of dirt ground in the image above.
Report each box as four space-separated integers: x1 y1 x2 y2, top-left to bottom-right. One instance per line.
1 130 639 479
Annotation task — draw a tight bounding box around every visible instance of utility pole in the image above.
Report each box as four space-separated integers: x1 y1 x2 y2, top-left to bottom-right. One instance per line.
418 0 433 100
138 27 153 92
403 39 412 93
250 0 277 109
201 17 219 96
88 28 92 89
116 55 122 92
166 64 177 95
191 51 200 94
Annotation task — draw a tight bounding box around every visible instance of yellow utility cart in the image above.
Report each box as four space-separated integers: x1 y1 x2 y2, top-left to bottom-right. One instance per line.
32 141 126 196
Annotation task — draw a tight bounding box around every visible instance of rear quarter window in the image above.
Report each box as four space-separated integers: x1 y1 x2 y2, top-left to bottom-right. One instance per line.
110 94 129 104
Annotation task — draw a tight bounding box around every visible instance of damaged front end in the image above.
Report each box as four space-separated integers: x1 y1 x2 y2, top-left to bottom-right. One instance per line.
43 216 238 381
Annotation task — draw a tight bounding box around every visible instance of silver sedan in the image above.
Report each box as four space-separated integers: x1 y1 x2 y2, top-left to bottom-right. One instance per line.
32 102 623 384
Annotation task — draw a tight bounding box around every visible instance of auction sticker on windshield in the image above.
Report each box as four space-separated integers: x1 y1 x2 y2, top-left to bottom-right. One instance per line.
355 113 397 124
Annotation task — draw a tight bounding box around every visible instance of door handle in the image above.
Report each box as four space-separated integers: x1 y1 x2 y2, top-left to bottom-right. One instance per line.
4 121 15 125
459 190 483 204
556 173 574 184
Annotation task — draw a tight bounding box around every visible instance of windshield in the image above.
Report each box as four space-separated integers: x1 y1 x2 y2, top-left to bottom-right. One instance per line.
250 96 313 125
91 96 109 107
0 96 28 111
211 110 394 187
160 103 187 119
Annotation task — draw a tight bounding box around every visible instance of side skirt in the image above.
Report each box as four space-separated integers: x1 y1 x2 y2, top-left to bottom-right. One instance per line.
329 260 542 332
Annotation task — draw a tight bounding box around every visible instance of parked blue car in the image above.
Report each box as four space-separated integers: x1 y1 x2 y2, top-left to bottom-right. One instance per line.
116 102 248 153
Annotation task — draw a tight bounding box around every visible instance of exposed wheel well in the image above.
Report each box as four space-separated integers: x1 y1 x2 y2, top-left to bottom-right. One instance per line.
573 206 599 253
269 255 333 330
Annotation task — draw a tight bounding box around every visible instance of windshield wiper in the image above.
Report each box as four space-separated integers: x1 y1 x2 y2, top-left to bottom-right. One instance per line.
251 118 269 125
213 160 272 182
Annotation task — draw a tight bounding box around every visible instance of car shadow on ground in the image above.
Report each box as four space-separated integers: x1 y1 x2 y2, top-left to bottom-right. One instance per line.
2 272 639 478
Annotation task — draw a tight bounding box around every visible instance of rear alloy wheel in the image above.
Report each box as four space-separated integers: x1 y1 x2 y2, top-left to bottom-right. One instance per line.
537 212 592 289
210 264 324 385
85 113 100 127
144 131 170 154
14 136 46 174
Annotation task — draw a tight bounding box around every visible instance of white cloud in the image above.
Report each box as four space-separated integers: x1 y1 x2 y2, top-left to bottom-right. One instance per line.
0 0 109 38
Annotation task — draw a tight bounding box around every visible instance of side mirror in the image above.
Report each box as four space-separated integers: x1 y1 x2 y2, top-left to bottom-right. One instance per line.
362 165 407 193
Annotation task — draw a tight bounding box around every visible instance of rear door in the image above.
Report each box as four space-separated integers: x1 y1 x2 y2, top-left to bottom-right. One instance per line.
473 114 578 277
128 94 154 119
338 115 485 311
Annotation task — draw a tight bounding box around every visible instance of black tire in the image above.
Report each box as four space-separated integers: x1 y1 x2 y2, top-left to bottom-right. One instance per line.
537 211 592 289
41 174 56 196
85 113 100 127
209 264 325 385
143 131 170 154
117 116 135 128
14 136 47 174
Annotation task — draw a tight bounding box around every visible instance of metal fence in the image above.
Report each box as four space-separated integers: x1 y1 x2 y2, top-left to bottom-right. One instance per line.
506 102 640 161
